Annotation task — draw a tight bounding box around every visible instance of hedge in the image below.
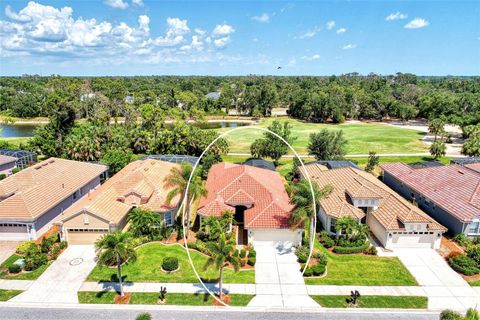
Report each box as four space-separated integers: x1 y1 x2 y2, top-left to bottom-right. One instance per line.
449 255 480 276
247 256 256 266
162 257 179 272
8 264 21 273
332 242 370 254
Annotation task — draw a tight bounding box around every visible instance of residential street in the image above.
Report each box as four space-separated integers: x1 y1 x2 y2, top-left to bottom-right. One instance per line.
0 305 440 320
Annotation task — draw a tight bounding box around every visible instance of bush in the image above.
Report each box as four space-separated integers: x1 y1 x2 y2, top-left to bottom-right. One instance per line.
8 264 21 274
247 256 256 266
135 313 152 320
364 246 378 255
40 235 57 254
58 241 68 250
239 249 246 258
439 309 463 320
466 245 480 266
333 243 370 254
12 168 21 174
303 267 313 277
249 249 256 258
453 234 472 248
318 231 335 248
162 257 179 272
0 173 6 180
24 253 48 271
312 263 326 276
449 255 480 276
16 241 36 255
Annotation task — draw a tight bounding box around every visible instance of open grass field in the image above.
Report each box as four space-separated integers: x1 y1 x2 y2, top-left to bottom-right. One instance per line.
310 295 428 308
0 289 22 301
0 254 51 280
305 241 418 286
88 242 254 284
216 118 428 155
78 291 254 306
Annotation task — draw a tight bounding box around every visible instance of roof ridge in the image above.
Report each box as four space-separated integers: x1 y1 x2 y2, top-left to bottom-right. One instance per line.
245 202 278 228
470 181 480 209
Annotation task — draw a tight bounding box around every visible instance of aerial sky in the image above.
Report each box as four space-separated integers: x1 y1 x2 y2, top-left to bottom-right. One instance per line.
0 0 479 76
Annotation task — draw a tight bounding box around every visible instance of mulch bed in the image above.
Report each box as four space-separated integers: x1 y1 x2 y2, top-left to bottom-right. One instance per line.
114 293 131 304
212 294 231 306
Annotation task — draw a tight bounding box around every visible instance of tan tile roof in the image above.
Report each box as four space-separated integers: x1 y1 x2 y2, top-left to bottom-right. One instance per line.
382 163 480 223
0 158 107 222
198 163 294 229
300 165 446 232
0 155 16 166
61 159 181 225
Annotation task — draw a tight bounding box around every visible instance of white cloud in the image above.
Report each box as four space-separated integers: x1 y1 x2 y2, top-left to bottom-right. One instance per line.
0 2 236 61
213 24 235 36
104 0 129 9
386 11 408 21
287 57 297 67
326 20 335 30
299 26 321 39
342 44 356 50
336 28 347 34
251 13 270 23
302 54 320 60
132 0 144 6
404 18 429 29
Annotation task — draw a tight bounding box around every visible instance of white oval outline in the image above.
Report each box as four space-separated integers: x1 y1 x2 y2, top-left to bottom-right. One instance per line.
180 125 317 307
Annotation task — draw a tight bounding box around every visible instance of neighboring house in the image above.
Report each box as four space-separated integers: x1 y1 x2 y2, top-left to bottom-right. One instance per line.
141 154 199 166
58 159 182 244
243 158 276 171
0 149 37 169
0 158 108 241
0 155 16 176
197 163 301 247
300 163 446 249
382 163 480 238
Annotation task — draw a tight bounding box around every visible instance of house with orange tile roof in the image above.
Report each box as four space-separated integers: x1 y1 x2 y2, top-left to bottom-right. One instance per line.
382 162 480 238
197 162 302 247
58 159 182 244
0 155 17 176
300 162 446 249
0 158 108 241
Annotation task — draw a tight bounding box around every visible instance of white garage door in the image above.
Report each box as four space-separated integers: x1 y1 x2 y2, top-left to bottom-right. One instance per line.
67 229 108 245
0 224 29 241
250 229 301 247
390 234 433 248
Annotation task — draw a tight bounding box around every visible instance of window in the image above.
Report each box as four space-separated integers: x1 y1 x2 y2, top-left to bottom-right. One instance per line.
330 218 337 233
164 212 173 226
469 222 480 235
73 190 78 200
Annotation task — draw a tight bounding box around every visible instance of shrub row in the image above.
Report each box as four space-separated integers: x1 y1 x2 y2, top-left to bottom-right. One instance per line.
332 242 370 254
449 255 480 276
248 249 256 266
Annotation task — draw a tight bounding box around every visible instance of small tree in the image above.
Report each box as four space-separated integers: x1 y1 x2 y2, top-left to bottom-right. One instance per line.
307 129 347 160
203 233 240 300
250 120 296 166
365 151 379 173
100 149 133 174
428 118 445 142
95 231 137 297
127 208 162 238
462 135 480 157
430 140 446 160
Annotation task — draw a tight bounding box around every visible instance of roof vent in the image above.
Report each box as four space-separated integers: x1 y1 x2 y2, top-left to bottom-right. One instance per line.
458 170 465 174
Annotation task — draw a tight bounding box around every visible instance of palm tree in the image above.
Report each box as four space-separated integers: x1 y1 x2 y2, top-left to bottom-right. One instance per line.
203 233 240 300
164 163 207 238
95 231 137 297
127 208 162 238
288 179 333 249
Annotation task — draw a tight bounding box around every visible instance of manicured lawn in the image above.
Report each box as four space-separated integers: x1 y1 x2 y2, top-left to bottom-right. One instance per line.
0 289 22 301
2 137 32 148
469 281 480 286
217 118 428 155
310 295 428 308
305 242 418 286
78 291 254 306
88 243 254 283
0 254 51 280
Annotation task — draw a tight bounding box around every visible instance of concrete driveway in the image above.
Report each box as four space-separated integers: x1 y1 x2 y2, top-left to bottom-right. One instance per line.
395 248 480 310
11 245 96 304
247 241 319 308
0 241 20 265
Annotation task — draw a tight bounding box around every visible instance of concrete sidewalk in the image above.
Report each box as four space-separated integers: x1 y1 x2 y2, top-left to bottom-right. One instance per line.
0 279 33 291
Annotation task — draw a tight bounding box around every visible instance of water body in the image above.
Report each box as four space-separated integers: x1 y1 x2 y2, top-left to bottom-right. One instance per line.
0 121 250 138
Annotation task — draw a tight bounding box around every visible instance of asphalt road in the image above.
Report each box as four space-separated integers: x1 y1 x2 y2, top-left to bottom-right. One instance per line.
0 306 440 320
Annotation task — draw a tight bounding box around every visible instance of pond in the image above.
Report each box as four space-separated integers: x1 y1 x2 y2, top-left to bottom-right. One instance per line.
0 124 40 138
0 121 251 138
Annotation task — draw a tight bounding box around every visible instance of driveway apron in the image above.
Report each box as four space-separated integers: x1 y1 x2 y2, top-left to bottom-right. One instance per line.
10 245 96 304
0 241 20 265
248 241 319 308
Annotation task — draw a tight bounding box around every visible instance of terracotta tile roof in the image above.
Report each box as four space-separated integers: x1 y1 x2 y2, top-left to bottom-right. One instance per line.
61 159 182 225
0 155 16 166
198 163 294 229
381 163 480 223
0 158 107 222
301 165 446 232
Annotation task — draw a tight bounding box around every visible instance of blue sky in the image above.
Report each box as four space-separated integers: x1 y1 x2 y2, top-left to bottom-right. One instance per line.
0 0 479 76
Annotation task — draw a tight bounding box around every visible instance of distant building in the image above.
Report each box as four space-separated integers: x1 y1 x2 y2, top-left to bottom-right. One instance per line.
382 163 480 237
0 158 108 240
58 159 182 244
125 95 134 103
140 154 199 166
80 93 96 101
0 149 37 169
205 91 221 100
0 155 16 176
301 164 445 249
